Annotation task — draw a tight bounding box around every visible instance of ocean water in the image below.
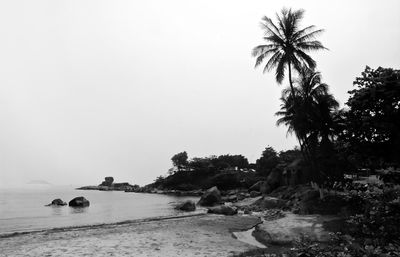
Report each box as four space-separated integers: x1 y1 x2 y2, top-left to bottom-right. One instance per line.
0 185 201 235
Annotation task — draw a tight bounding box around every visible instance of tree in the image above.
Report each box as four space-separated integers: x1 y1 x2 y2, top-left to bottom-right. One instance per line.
276 68 341 189
256 146 279 176
171 151 188 171
342 66 400 168
213 155 249 170
278 148 302 164
252 8 327 97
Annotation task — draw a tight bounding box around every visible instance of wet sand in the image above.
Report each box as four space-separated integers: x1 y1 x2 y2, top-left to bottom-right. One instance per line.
0 214 261 257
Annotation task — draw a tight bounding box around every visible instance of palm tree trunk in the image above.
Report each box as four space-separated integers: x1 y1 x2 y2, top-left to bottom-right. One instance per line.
288 62 296 98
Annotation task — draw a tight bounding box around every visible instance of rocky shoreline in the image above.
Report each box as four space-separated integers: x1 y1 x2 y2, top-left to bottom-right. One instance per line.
3 180 355 256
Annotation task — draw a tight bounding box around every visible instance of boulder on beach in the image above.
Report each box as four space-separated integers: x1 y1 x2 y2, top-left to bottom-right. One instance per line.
253 196 285 209
198 186 221 206
175 200 196 212
250 191 261 198
249 181 266 192
46 198 67 206
221 195 238 202
69 196 90 207
249 181 271 194
207 205 238 216
265 169 282 192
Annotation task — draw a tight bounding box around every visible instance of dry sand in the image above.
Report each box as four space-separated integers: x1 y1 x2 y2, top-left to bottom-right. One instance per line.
0 214 262 257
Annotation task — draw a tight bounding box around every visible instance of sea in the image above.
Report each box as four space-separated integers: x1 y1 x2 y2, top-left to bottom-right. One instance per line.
0 185 201 236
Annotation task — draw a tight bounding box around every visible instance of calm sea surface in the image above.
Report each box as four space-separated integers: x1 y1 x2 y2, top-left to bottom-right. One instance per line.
0 185 200 235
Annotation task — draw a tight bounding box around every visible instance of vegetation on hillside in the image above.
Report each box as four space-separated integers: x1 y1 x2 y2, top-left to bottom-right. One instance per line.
152 148 301 191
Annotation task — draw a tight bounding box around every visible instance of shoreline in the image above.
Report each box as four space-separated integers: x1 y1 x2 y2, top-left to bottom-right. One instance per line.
0 214 262 257
0 212 207 239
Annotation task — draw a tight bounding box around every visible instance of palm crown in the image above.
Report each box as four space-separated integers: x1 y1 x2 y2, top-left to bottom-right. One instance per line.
252 8 326 94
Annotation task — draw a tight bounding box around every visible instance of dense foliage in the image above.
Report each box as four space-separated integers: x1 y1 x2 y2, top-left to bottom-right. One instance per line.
276 68 343 184
153 148 300 191
341 66 400 169
255 147 279 177
171 151 188 171
286 183 400 257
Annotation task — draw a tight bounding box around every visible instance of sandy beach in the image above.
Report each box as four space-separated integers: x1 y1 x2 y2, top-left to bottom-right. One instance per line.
0 214 262 257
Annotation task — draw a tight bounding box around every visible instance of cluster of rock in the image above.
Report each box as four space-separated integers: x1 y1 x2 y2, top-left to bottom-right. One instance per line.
46 199 67 206
130 187 203 196
77 177 139 192
174 186 239 216
46 197 90 207
175 200 196 211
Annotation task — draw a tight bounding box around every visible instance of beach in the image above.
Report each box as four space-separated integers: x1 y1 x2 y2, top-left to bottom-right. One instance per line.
0 214 262 257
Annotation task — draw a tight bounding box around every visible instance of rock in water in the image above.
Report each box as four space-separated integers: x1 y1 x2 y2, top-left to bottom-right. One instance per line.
46 198 67 206
175 200 196 211
69 196 90 207
198 186 221 206
207 205 238 215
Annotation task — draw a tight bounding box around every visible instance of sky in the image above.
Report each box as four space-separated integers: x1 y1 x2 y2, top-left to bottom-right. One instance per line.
0 0 399 187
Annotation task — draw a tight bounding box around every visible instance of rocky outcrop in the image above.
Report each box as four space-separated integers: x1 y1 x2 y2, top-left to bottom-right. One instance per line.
207 205 238 215
253 196 286 209
78 177 137 192
252 213 334 245
265 169 282 191
175 200 196 211
69 196 90 207
249 191 261 198
221 195 238 202
249 181 266 191
249 170 282 195
46 198 67 206
100 177 114 187
198 186 221 206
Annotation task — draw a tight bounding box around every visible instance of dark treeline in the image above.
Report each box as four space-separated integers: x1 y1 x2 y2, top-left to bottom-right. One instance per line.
153 65 400 193
153 147 301 191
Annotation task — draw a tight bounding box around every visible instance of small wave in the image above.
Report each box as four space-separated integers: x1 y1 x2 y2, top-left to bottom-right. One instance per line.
0 212 207 239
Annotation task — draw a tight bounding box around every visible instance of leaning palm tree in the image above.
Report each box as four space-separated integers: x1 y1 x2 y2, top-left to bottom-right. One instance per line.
252 8 327 97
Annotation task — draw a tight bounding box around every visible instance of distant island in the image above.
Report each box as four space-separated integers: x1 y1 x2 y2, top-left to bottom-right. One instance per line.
77 177 139 191
27 180 52 185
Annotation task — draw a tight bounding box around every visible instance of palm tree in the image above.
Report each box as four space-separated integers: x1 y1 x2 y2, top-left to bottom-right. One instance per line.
252 8 327 97
276 68 340 191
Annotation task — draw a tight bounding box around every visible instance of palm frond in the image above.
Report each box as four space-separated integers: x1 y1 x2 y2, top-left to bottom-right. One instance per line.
261 16 283 38
294 50 317 70
292 25 316 39
263 51 282 73
254 48 279 68
251 44 277 57
275 55 287 84
297 40 328 51
295 29 325 43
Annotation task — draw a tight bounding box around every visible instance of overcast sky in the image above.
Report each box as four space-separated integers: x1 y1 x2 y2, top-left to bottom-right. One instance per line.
0 0 399 187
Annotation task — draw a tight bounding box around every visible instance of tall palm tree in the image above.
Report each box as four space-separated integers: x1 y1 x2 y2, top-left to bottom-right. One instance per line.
276 68 340 186
252 8 327 97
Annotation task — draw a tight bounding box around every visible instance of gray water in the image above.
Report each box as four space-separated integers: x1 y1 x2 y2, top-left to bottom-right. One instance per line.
0 185 200 235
